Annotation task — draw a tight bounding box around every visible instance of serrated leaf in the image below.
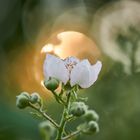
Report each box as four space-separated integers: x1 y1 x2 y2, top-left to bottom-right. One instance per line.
30 111 43 120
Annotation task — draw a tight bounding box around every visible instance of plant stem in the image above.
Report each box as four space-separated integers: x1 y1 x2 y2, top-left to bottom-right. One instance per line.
56 92 71 140
29 103 59 129
61 130 81 140
56 107 67 140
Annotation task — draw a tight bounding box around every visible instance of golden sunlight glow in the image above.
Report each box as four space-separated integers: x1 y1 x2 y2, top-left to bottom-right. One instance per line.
41 43 54 53
40 43 63 56
54 47 62 56
40 31 101 62
41 80 46 89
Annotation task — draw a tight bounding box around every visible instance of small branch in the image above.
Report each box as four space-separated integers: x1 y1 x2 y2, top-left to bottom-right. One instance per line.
52 91 66 105
29 103 59 129
62 130 81 140
66 116 77 122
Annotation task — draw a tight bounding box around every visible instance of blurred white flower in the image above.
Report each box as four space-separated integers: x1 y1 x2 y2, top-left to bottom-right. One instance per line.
43 54 102 88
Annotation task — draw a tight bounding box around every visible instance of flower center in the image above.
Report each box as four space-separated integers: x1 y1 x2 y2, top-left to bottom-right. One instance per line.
64 57 79 73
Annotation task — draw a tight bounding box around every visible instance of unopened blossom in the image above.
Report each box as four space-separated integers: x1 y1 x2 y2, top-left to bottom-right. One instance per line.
43 54 102 88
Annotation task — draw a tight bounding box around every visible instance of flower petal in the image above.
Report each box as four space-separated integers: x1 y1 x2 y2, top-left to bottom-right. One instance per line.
43 54 69 84
70 59 91 88
88 61 102 86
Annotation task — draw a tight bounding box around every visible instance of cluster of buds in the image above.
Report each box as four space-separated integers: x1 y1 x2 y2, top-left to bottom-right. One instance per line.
69 101 99 135
16 92 41 109
81 109 99 134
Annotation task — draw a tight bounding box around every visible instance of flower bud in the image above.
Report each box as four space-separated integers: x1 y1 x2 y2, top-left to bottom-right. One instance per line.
30 92 41 104
69 102 88 117
39 121 55 135
44 78 59 91
84 110 99 122
83 121 99 134
16 93 30 109
21 91 30 98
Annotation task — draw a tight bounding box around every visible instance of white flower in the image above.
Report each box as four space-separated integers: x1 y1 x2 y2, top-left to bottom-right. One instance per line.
43 54 102 88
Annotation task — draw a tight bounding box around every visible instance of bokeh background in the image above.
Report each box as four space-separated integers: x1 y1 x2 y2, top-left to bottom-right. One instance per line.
0 0 140 140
